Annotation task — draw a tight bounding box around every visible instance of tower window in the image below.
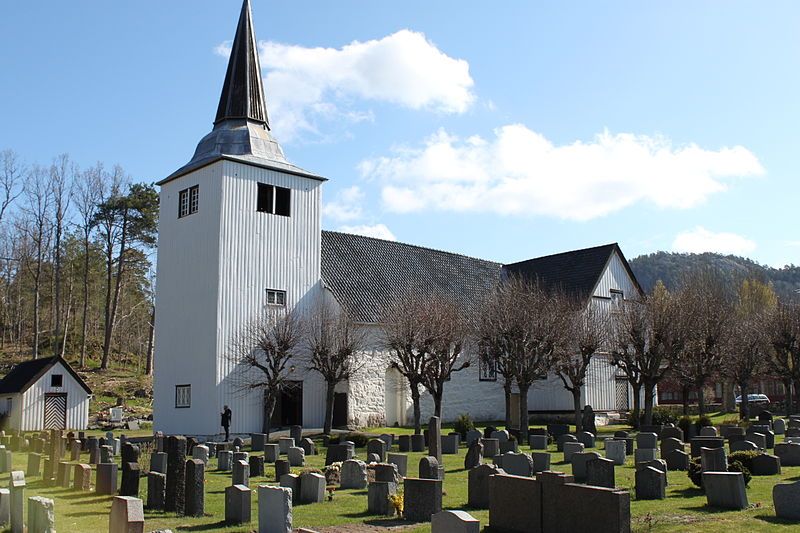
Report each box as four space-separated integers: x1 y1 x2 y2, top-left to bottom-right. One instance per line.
266 289 286 306
175 384 191 408
257 183 291 217
179 185 199 218
51 374 63 387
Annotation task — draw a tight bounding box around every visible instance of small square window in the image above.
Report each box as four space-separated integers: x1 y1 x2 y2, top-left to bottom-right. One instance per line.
179 185 199 218
50 374 63 387
478 356 497 382
257 183 274 213
256 183 291 217
175 384 191 408
266 289 286 306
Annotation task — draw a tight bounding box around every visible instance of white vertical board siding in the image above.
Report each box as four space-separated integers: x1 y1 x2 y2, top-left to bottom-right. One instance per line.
584 354 618 411
215 161 324 434
1 393 21 430
153 163 224 436
592 251 640 299
19 362 89 431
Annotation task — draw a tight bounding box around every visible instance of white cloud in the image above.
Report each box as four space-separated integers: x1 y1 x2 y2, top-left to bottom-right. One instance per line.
672 226 756 255
218 30 475 141
359 125 764 221
322 186 365 222
339 223 397 241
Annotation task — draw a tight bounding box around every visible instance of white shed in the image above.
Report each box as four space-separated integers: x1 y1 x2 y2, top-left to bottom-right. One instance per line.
0 356 92 432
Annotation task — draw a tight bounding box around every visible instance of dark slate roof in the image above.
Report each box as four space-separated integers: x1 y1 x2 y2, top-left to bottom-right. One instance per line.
321 231 503 323
504 243 644 299
0 356 92 395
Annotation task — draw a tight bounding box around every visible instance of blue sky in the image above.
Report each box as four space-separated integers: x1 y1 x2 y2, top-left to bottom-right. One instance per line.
1 1 798 267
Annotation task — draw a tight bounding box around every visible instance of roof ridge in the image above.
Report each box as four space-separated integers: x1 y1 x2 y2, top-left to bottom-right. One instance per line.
322 229 502 267
506 242 618 267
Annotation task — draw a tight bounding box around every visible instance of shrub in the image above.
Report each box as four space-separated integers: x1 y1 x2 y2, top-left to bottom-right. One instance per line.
453 413 475 439
695 415 713 430
687 453 754 489
678 416 693 437
650 407 678 426
727 460 752 486
687 458 703 488
334 432 370 448
728 450 760 475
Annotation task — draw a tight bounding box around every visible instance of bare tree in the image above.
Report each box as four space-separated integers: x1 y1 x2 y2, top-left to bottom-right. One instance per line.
768 302 800 416
673 268 733 415
420 296 471 418
0 150 24 227
554 296 609 432
50 153 74 356
611 281 686 426
227 310 302 437
19 165 53 358
304 299 366 435
383 295 429 435
72 163 104 367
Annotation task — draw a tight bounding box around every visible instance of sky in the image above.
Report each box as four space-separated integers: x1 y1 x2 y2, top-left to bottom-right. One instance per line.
1 1 798 267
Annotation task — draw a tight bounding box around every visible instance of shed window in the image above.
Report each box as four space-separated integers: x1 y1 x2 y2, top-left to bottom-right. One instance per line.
257 183 291 217
266 289 286 306
175 385 191 408
179 185 199 218
2 398 10 414
51 374 63 387
610 289 624 306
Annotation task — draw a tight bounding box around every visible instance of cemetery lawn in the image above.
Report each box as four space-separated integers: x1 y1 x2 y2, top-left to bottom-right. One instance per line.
3 421 800 532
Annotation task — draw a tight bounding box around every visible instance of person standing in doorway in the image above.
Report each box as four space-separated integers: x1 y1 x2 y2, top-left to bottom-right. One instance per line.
221 405 232 442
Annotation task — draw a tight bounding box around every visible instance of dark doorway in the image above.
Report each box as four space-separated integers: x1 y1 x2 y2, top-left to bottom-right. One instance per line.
271 381 303 428
332 392 348 428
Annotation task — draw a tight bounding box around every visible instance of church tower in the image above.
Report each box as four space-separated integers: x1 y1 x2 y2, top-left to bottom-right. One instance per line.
153 0 326 436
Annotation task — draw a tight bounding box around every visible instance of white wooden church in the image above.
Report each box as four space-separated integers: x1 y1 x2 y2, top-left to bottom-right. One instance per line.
153 0 646 438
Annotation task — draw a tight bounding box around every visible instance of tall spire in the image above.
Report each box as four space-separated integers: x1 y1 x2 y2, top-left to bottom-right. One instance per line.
215 0 269 128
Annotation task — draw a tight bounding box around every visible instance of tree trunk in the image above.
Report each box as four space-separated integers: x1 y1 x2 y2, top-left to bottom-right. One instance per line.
411 385 421 435
101 241 114 368
53 221 62 357
682 384 689 415
697 384 706 415
433 388 443 418
518 383 530 443
643 381 656 426
145 305 155 376
631 382 641 429
102 212 128 370
262 393 277 438
323 381 336 435
722 380 736 413
739 381 750 420
784 379 793 417
572 388 582 433
503 379 513 429
79 234 90 368
32 254 42 359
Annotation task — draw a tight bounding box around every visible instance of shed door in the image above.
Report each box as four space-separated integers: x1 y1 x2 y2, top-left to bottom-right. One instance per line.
44 393 67 430
615 378 629 411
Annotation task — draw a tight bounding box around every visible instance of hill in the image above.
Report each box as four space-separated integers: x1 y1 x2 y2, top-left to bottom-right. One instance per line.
629 251 800 299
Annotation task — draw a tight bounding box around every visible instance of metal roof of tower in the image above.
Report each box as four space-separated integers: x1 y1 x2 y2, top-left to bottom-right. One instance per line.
159 0 324 185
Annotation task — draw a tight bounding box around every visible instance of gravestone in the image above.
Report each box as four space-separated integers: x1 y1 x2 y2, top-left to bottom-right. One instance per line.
404 478 443 522
367 453 380 464
398 435 411 452
616 437 635 455
264 444 280 463
431 510 480 533
582 405 598 435
233 450 249 463
635 466 666 500
571 451 601 482
192 444 209 465
586 457 615 488
233 460 250 487
701 446 727 472
100 445 113 464
661 427 684 441
340 460 368 489
218 450 232 471
73 464 91 491
636 432 658 449
373 463 400 485
278 437 294 455
289 426 302 445
635 448 657 464
605 439 626 465
640 424 664 437
121 463 141 497
0 488 8 527
751 453 781 475
27 496 55 533
287 447 305 467
279 473 299 495
324 444 352 465
299 438 316 456
530 452 549 473
387 453 408 477
71 440 81 461
97 463 118 495
699 426 718 437
703 472 748 509
501 452 533 477
9 471 24 533
745 431 768 449
410 434 425 452
465 429 482 448
185 458 205 517
367 439 387 463
379 433 394 449
149 451 167 474
252 434 266 452
730 440 758 453
467 463 503 508
529 435 548 450
563 441 584 462
690 437 725 457
556 434 578 452
664 449 689 471
481 438 500 458
225 484 251 525
367 481 395 515
26 453 41 477
146 472 166 510
419 456 441 480
274 459 290 480
232 436 244 450
774 480 800 520
88 438 100 464
249 455 265 477
258 485 292 533
759 410 774 424
488 473 542 531
428 416 442 462
165 436 187 514
577 431 595 448
442 434 459 454
660 437 684 458
547 424 570 439
109 496 144 533
299 472 325 504
464 441 483 469
774 418 786 435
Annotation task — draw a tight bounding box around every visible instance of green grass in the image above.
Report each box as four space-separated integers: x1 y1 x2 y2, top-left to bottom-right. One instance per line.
3 424 800 533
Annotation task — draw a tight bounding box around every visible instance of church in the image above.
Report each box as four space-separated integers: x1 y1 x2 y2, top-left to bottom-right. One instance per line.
152 0 645 438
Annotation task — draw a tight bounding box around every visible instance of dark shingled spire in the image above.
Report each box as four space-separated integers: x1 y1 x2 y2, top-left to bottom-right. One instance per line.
215 0 269 128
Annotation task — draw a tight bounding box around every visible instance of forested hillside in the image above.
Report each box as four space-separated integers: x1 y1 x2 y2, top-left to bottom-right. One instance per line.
630 251 800 299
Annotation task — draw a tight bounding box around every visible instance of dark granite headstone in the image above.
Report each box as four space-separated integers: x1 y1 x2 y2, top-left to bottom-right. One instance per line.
184 458 205 517
166 435 187 514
